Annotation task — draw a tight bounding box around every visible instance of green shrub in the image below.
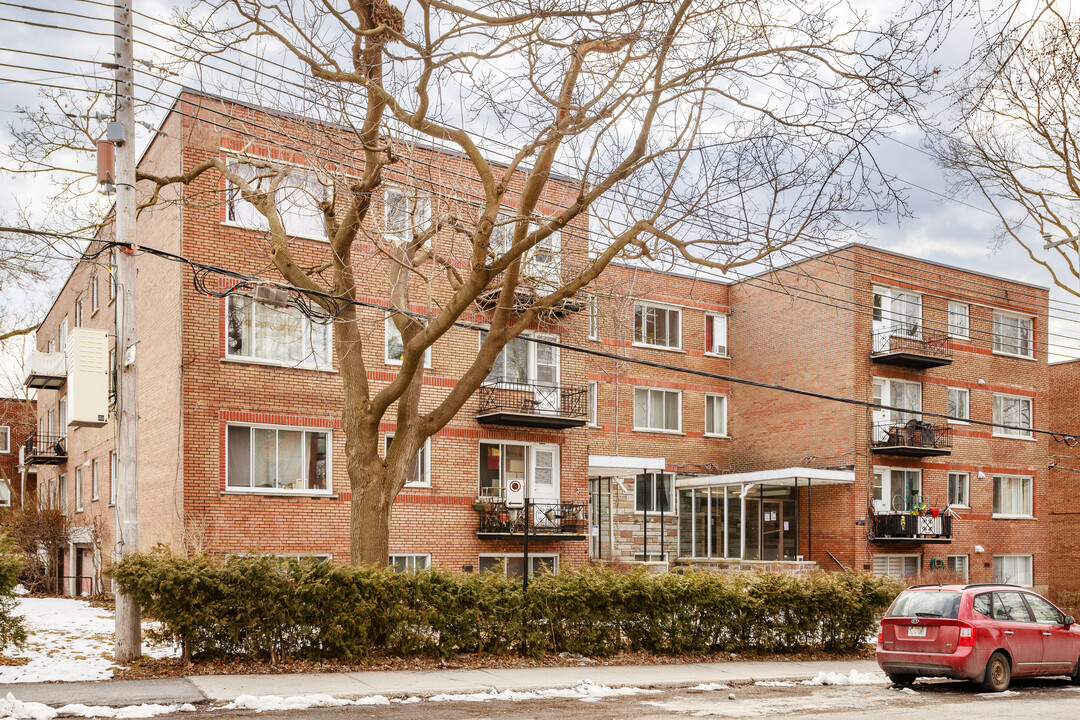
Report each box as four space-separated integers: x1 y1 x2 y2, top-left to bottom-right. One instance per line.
0 534 27 651
110 550 902 661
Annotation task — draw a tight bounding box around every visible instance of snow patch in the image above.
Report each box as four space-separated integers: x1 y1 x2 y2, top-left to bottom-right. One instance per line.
801 670 889 686
687 683 730 692
224 694 390 712
0 694 195 720
756 680 798 687
976 690 1020 698
427 680 661 703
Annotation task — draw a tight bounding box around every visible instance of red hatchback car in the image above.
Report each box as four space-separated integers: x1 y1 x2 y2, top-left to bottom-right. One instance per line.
876 584 1080 692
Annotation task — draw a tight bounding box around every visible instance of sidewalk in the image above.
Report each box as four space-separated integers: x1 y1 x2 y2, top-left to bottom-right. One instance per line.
4 659 882 708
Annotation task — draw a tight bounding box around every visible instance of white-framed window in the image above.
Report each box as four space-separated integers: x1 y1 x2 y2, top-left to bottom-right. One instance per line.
947 555 969 582
226 159 329 239
487 213 562 286
992 312 1033 358
633 387 681 432
872 554 920 581
993 474 1033 517
993 554 1033 586
75 467 83 512
478 441 559 500
91 459 99 501
634 302 681 350
0 426 9 454
479 330 558 387
58 473 67 514
110 450 117 505
873 378 922 425
704 394 727 437
587 380 598 426
947 301 969 339
479 553 558 578
226 295 332 369
947 471 969 508
384 186 432 247
0 480 10 507
385 433 430 487
226 424 331 493
74 296 83 327
390 554 430 574
872 467 922 513
58 397 67 439
873 286 922 343
91 274 99 313
705 314 727 356
993 394 1033 438
635 472 675 513
947 387 969 424
385 315 431 367
587 295 599 340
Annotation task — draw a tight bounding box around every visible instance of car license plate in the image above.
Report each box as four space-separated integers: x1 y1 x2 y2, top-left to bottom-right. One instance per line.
908 626 926 637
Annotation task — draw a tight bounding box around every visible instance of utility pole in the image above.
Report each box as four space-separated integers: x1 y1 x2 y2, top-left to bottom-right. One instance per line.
113 0 141 663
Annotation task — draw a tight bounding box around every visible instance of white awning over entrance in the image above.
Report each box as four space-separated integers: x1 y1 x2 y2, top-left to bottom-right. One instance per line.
588 454 666 478
676 467 855 489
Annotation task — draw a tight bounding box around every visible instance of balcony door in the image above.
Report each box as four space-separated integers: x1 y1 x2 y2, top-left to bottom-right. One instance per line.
533 335 560 413
873 286 922 351
530 444 560 526
873 378 921 443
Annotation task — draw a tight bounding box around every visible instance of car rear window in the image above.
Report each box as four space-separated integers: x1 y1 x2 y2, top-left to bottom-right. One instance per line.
887 590 962 619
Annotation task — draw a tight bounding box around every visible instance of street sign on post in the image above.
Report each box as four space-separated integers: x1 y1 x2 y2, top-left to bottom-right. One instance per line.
506 477 525 509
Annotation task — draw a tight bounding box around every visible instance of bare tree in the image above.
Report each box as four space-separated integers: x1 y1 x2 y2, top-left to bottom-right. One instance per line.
935 3 1080 295
7 0 946 565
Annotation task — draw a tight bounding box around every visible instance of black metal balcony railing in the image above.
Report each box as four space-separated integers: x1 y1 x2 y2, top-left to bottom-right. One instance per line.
871 328 953 368
24 433 67 465
475 500 588 538
871 420 953 457
872 512 952 542
475 379 588 429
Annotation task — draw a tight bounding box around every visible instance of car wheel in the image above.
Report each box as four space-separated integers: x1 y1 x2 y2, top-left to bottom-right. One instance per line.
887 673 916 687
1071 657 1080 685
980 651 1011 693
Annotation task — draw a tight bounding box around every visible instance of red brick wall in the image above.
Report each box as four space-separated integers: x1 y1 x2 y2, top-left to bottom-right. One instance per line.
1048 360 1080 595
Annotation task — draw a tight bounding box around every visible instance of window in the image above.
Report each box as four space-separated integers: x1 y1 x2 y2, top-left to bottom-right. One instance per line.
91 459 99 501
480 331 558 388
634 303 681 350
384 187 432 246
110 450 117 505
227 160 329 239
993 555 1033 586
947 472 969 507
0 481 9 507
633 387 681 432
75 468 83 512
479 554 557 578
587 295 599 340
704 394 727 436
705 314 727 355
384 315 431 367
74 296 83 327
58 474 67 514
226 295 332 368
993 394 1032 438
873 378 921 427
947 387 969 423
390 554 430 574
1026 594 1064 624
384 434 430 487
993 312 1033 358
947 555 969 582
973 592 991 617
58 397 67 439
993 475 1033 517
91 274 99 313
992 591 1032 620
635 472 674 513
587 381 598 426
226 424 330 492
478 442 559 499
947 301 969 338
872 467 922 513
873 287 921 346
872 554 920 581
0 426 8 454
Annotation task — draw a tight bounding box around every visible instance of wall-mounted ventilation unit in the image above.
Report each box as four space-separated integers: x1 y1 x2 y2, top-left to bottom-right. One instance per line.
66 327 109 427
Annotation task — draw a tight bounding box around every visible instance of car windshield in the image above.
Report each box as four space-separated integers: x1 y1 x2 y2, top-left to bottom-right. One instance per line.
887 591 962 619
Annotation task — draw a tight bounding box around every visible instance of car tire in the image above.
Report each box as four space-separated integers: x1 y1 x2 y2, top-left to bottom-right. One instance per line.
887 673 916 687
1071 657 1080 685
980 651 1011 693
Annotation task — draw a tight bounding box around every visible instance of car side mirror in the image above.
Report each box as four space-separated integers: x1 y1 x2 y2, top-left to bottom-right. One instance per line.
1065 615 1074 629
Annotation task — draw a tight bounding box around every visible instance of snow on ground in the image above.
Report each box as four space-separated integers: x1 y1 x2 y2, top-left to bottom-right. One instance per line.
757 670 888 688
0 693 196 720
0 597 178 683
688 682 730 692
426 680 662 703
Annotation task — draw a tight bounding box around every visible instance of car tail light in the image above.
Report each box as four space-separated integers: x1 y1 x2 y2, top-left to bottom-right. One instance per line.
877 619 884 645
958 621 975 647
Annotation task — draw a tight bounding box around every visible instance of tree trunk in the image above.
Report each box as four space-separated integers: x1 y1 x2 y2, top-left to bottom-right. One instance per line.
350 466 393 565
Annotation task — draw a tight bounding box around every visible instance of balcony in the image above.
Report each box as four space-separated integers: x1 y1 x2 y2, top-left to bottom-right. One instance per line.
475 500 588 539
476 380 588 429
871 328 952 369
23 350 66 390
24 434 67 466
872 512 952 543
871 420 953 457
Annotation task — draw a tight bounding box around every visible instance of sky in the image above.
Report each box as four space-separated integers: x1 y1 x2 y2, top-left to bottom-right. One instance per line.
1 0 1078 396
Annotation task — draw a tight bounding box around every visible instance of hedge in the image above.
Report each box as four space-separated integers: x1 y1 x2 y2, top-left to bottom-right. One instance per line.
111 550 903 662
0 533 27 651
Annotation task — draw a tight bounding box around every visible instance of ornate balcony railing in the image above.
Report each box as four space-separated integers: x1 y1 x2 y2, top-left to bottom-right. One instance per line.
475 379 588 429
871 328 953 368
475 500 588 539
24 433 67 465
871 420 953 457
872 512 952 543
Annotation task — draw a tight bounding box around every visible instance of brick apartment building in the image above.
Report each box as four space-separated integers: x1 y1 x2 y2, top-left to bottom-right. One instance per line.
0 396 35 508
21 90 1052 594
1048 359 1080 596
